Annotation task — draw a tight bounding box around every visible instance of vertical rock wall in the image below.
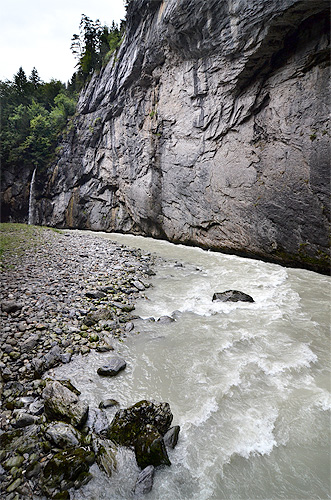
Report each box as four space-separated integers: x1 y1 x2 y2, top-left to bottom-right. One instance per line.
7 0 331 272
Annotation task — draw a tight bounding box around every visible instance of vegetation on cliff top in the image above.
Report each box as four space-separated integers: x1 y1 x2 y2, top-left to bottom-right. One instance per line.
0 68 78 174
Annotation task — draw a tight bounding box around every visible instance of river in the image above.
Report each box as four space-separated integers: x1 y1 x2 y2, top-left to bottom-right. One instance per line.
52 231 330 500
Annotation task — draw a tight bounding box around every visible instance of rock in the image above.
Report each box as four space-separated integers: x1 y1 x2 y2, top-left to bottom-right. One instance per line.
163 425 180 449
134 426 171 468
1 301 23 314
157 316 175 324
43 345 62 369
12 411 38 428
88 408 109 435
3 455 24 469
93 437 117 477
45 422 82 448
42 380 89 428
20 335 39 353
107 400 173 446
97 357 127 377
212 290 254 303
99 399 119 409
29 399 44 416
134 465 155 496
85 291 106 299
132 280 145 291
40 447 95 496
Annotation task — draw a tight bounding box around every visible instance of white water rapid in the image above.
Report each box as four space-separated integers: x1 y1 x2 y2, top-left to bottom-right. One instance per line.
52 232 330 500
28 168 36 225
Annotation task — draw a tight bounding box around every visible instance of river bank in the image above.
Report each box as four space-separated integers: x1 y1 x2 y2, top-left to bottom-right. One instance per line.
0 224 158 499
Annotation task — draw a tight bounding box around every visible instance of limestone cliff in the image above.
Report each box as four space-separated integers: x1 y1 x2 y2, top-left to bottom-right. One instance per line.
14 1 331 271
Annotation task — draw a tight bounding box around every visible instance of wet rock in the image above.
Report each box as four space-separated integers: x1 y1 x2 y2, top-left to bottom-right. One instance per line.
212 290 254 303
134 465 155 496
157 316 175 324
12 411 38 428
40 447 95 496
88 408 109 435
132 280 145 291
45 422 82 448
44 345 62 369
163 425 180 449
134 426 171 468
42 380 89 428
93 437 117 477
97 357 127 377
99 399 119 409
107 400 173 446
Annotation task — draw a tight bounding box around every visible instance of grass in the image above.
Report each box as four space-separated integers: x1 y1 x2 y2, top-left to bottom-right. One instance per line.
0 223 62 269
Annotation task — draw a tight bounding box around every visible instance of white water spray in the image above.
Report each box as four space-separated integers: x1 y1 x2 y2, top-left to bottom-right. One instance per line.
28 168 36 225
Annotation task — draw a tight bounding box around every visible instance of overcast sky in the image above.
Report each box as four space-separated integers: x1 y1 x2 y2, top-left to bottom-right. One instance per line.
0 0 126 83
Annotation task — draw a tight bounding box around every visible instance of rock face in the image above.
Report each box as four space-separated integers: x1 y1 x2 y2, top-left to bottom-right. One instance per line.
3 0 330 273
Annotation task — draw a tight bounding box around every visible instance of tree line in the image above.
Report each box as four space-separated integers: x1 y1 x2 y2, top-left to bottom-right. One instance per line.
0 67 77 173
0 9 128 177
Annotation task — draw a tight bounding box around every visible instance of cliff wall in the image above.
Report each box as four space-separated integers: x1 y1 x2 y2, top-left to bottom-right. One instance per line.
7 0 331 271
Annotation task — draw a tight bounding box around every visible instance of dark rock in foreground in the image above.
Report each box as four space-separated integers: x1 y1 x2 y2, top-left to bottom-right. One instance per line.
212 290 254 303
107 400 175 469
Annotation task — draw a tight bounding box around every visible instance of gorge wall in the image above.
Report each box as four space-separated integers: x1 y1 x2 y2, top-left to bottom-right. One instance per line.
3 0 330 272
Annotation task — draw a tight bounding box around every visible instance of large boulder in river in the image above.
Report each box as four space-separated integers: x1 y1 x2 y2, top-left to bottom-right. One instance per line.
212 290 254 303
107 400 173 446
134 425 171 468
107 400 173 468
42 380 88 428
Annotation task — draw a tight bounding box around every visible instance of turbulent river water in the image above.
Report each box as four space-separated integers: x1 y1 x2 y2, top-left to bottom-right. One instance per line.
52 232 330 500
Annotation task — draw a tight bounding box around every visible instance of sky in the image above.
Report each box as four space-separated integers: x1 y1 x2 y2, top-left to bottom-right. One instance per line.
0 0 126 83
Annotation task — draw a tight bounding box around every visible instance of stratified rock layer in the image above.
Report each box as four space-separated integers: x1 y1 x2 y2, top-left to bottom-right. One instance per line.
5 0 331 272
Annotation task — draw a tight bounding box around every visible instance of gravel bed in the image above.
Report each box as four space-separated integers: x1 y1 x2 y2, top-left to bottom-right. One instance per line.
0 228 156 499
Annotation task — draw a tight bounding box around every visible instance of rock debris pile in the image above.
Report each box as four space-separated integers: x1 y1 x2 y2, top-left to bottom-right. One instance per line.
0 228 180 499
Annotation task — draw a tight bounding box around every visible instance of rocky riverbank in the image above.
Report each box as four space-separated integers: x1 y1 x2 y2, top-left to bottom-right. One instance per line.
0 225 161 499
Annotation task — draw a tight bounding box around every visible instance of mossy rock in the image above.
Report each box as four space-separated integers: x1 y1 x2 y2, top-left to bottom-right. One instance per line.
107 400 173 446
134 426 171 469
41 447 95 495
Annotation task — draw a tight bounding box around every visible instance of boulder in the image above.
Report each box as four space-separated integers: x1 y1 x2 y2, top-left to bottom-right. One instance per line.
212 290 254 303
45 422 82 448
107 400 173 446
97 357 127 377
42 380 88 428
40 447 95 496
134 425 171 468
99 399 119 409
134 465 155 497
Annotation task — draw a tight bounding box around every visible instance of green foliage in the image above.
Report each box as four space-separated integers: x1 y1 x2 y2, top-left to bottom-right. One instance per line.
71 15 125 89
0 67 78 174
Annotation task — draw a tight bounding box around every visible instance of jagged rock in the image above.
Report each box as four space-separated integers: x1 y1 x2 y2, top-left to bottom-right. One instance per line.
107 400 173 446
97 357 127 377
40 447 95 496
134 425 171 468
45 422 82 448
212 290 254 303
163 425 180 449
93 437 117 477
134 465 155 496
42 380 88 428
